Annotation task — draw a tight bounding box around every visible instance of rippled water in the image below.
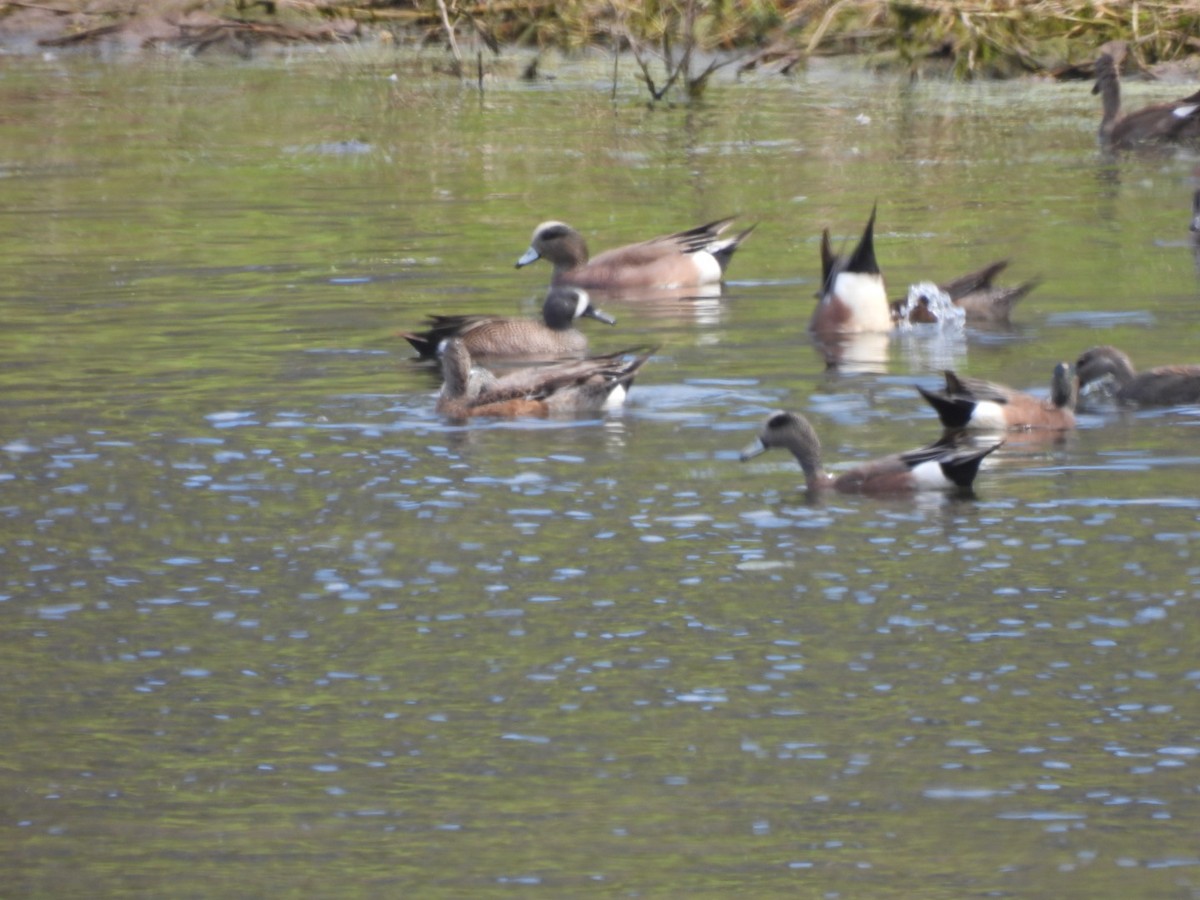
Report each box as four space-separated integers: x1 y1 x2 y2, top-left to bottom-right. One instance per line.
2 47 1199 897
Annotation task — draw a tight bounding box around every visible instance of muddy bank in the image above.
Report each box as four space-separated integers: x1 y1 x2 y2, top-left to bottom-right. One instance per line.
3 0 1199 83
0 0 358 56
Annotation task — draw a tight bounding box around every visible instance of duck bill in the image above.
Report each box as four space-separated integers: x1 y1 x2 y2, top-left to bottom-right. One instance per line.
585 307 617 326
739 439 767 461
515 247 540 268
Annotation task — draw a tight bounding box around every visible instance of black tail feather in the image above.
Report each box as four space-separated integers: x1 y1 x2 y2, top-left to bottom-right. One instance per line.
401 331 438 358
711 223 756 271
845 203 879 276
917 385 977 430
938 442 1003 489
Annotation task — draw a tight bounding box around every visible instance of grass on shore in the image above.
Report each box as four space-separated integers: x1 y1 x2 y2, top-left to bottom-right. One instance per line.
14 1 1200 83
340 0 1200 79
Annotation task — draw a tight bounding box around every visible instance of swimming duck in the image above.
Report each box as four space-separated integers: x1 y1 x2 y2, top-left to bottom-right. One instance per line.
810 205 893 334
1092 41 1200 148
896 260 1039 325
401 286 615 360
1075 345 1200 406
516 217 754 291
436 338 655 419
916 363 1077 431
739 410 1001 494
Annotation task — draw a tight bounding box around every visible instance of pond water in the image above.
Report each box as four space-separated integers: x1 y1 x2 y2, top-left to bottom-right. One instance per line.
1 45 1199 897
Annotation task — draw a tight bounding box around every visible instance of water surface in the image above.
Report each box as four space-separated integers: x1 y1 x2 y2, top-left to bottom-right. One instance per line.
1 48 1199 898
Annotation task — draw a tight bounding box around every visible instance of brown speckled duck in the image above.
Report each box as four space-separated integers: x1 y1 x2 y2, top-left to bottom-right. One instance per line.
895 260 1039 325
436 338 655 419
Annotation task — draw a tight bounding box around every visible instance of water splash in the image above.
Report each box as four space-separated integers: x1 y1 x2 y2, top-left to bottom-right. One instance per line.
895 282 968 371
894 282 967 332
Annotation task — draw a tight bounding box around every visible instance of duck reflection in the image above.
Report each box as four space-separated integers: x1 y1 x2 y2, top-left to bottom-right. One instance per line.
581 282 727 325
895 326 968 375
812 330 891 375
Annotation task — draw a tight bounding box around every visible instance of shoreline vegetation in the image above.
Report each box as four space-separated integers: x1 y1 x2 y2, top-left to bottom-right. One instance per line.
4 1 1200 87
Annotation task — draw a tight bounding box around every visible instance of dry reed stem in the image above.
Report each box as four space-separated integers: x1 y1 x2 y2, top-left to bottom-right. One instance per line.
298 0 1200 78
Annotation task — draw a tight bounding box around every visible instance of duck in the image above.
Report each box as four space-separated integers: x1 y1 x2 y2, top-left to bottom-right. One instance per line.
1092 41 1200 149
436 338 655 419
401 286 615 360
515 217 754 291
895 260 1039 325
1189 190 1200 274
738 410 1001 494
1075 345 1200 407
916 363 1077 431
810 205 893 334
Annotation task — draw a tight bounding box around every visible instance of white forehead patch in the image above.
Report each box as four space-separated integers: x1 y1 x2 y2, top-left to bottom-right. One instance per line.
534 220 569 241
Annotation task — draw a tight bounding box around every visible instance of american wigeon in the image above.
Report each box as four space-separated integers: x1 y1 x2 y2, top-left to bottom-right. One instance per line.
917 363 1077 431
1092 41 1200 148
401 287 615 360
515 217 754 291
1075 345 1200 406
895 260 1039 325
436 338 655 419
739 410 1001 494
810 205 893 334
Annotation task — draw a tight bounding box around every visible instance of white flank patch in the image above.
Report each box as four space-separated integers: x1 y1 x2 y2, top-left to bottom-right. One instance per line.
1174 104 1199 119
834 271 892 332
692 249 725 285
573 289 592 318
603 384 627 410
969 400 1009 431
911 459 951 490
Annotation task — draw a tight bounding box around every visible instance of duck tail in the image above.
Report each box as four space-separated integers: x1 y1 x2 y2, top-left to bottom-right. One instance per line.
399 330 438 358
917 385 977 430
939 441 1003 490
615 345 659 387
711 223 756 272
845 203 879 276
993 277 1040 317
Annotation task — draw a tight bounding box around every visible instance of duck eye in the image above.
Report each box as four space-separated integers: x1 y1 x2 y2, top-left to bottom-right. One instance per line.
766 413 791 429
542 226 570 241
